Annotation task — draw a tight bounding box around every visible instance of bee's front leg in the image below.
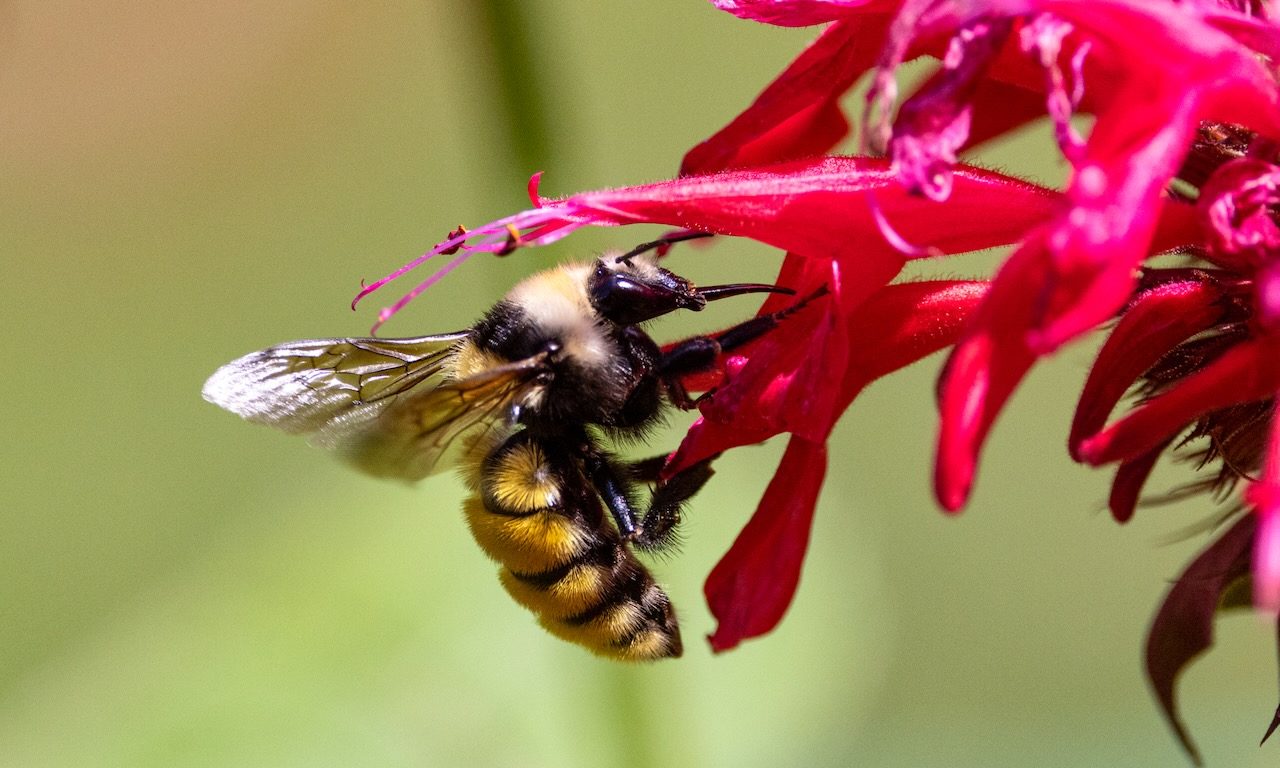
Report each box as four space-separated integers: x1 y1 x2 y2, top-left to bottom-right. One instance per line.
658 285 829 408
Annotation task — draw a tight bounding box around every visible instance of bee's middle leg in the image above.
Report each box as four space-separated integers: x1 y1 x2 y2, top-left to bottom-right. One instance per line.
586 450 717 552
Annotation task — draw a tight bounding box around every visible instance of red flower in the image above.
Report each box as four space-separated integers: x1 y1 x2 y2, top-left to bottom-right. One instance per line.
699 0 1280 755
359 1 1280 755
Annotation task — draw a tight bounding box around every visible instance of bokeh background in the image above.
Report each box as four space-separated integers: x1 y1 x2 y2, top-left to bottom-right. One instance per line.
1 2 1275 766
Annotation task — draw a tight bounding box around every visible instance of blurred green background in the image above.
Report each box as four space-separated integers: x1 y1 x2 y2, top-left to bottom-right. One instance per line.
1 2 1274 766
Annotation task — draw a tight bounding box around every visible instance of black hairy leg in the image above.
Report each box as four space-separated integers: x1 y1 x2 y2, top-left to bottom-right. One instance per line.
629 456 716 552
584 448 717 553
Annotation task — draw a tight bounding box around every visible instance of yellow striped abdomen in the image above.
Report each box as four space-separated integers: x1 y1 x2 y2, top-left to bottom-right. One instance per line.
462 434 681 660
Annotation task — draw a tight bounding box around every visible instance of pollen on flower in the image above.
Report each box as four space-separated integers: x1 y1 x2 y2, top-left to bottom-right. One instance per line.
1077 165 1106 197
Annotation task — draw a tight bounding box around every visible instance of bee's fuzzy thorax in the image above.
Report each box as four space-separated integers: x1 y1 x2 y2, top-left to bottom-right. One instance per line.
505 263 616 369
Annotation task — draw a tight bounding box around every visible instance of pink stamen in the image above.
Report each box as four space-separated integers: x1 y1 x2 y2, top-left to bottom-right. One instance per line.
368 249 474 335
353 206 590 331
869 191 940 258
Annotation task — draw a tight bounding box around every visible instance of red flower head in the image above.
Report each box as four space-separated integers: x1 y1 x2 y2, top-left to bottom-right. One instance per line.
696 0 1280 758
1070 147 1280 761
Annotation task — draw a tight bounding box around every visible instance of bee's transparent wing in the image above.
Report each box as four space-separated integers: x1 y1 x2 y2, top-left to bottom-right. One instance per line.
203 332 545 481
203 332 472 433
337 357 545 480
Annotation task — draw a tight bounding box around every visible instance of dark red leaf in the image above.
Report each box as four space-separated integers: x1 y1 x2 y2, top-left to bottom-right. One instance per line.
1146 514 1257 765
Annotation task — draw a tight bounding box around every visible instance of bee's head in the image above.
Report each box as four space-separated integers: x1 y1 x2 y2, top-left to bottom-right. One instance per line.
587 255 705 325
588 252 795 326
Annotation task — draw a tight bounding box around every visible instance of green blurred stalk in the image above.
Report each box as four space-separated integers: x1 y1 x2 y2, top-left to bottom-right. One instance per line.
471 0 556 178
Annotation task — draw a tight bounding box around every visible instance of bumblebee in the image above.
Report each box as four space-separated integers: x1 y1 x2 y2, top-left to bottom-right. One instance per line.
203 236 815 660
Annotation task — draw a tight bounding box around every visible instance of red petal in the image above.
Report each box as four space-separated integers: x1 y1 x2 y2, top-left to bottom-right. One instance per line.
565 157 1058 289
357 157 1057 328
698 259 849 443
705 436 827 652
682 19 881 175
1027 104 1199 353
934 195 1201 511
1081 340 1280 465
1146 514 1257 765
934 236 1044 512
709 0 896 27
665 417 776 480
1069 277 1226 460
841 279 989 398
1108 436 1175 524
963 69 1048 149
670 279 987 485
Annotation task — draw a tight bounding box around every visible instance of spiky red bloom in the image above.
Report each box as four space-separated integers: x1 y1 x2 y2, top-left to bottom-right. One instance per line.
360 1 1280 755
1068 151 1280 760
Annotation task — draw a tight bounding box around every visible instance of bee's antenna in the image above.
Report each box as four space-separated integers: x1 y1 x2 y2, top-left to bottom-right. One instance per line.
615 231 714 265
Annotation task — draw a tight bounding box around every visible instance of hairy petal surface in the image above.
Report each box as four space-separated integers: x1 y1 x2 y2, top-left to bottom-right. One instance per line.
356 158 1057 332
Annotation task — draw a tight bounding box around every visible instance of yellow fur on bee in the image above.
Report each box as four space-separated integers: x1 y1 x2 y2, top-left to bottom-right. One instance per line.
498 562 609 618
536 605 676 661
463 495 588 573
615 629 677 661
484 442 559 513
538 601 644 647
449 341 506 380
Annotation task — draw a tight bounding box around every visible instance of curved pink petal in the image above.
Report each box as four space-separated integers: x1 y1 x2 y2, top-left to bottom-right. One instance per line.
934 195 1201 511
1146 513 1257 765
876 0 1275 356
705 436 827 652
710 0 895 27
1048 0 1280 136
1247 413 1280 611
1024 94 1199 354
934 237 1043 512
1080 339 1280 465
1070 277 1227 460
